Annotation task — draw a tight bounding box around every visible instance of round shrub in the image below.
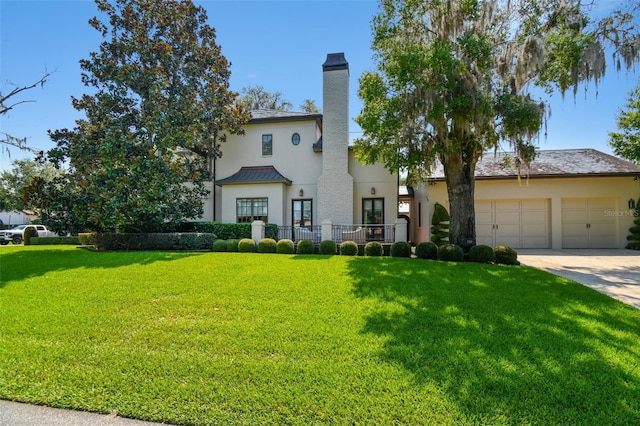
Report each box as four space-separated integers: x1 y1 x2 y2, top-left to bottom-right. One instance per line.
468 245 496 263
296 239 314 255
495 245 519 265
212 239 228 252
257 238 277 253
390 241 412 258
340 240 358 256
319 239 337 255
226 239 239 252
437 244 464 262
276 239 295 254
415 241 438 260
238 238 256 253
364 241 383 257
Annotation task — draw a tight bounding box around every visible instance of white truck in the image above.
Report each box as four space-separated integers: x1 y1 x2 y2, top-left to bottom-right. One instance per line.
0 224 57 245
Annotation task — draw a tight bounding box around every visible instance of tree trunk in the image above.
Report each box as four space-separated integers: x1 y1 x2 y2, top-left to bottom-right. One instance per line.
442 145 477 249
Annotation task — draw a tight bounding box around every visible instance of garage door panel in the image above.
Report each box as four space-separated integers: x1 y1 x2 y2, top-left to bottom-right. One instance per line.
561 198 618 248
476 199 549 249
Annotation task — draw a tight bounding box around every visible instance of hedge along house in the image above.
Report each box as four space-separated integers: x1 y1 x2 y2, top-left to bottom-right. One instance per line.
201 53 402 243
423 149 640 249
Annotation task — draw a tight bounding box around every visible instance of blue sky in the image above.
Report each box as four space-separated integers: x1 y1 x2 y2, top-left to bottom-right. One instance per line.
1 0 638 171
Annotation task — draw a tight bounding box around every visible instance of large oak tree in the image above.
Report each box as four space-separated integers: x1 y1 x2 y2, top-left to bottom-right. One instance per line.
356 0 640 247
41 0 248 233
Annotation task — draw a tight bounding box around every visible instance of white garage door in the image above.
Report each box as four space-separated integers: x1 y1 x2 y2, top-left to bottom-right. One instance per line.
562 198 618 248
476 199 549 249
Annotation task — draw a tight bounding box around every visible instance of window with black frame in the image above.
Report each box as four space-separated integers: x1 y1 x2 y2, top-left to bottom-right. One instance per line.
293 199 312 228
363 198 384 241
262 134 272 156
237 198 268 223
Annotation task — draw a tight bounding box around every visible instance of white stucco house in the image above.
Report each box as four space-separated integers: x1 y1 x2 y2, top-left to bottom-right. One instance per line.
200 53 401 243
198 52 640 249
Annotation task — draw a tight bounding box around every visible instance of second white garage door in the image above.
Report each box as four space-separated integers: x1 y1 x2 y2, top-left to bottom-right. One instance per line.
561 198 618 248
476 199 550 249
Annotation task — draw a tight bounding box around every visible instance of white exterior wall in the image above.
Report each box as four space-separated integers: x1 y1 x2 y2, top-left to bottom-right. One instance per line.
215 119 322 225
349 152 397 224
220 183 287 225
427 176 640 249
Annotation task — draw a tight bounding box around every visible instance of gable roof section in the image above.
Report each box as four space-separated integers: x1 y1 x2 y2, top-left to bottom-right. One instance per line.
216 166 292 186
430 149 640 180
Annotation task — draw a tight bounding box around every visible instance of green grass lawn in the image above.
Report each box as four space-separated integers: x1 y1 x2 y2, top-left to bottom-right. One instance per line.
1 246 639 425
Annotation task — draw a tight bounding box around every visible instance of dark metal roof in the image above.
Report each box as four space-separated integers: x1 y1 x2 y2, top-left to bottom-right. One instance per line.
430 149 640 180
249 110 322 124
216 166 292 186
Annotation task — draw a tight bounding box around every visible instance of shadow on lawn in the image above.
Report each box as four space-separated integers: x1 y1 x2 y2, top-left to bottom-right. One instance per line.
347 257 640 424
0 247 203 288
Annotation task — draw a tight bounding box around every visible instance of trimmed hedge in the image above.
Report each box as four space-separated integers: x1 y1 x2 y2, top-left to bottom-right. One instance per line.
22 226 38 245
319 240 337 255
92 233 217 251
364 241 383 257
437 244 464 262
469 245 496 263
258 238 277 253
238 238 257 253
296 239 314 255
30 236 81 246
415 241 438 260
276 239 295 254
340 241 358 256
212 239 228 252
179 222 279 240
390 241 411 258
227 239 239 252
495 245 519 265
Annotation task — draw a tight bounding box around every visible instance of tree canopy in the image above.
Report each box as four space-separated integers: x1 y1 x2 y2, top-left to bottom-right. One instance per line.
356 0 640 246
238 86 293 111
39 0 248 234
610 82 640 164
0 158 60 212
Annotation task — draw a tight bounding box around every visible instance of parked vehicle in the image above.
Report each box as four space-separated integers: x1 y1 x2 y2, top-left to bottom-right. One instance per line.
0 225 57 245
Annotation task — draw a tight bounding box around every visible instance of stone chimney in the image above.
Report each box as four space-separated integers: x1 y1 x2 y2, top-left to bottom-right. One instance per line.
317 53 354 225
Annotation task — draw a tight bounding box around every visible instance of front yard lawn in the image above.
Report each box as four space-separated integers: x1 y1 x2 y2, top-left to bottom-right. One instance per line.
1 246 639 425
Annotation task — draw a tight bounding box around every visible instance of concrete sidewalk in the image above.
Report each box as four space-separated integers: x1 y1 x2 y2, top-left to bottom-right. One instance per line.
518 249 640 309
0 400 171 426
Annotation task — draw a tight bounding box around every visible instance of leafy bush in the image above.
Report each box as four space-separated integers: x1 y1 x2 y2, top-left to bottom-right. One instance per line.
340 241 358 256
30 236 81 246
257 238 277 253
625 199 640 250
468 245 496 263
390 241 411 258
430 203 450 246
237 238 256 253
495 245 519 265
78 233 97 246
226 239 239 252
276 239 295 254
213 239 228 252
93 233 217 251
415 241 438 259
364 241 383 256
22 226 39 245
437 244 464 262
179 221 279 241
296 239 314 255
319 240 336 255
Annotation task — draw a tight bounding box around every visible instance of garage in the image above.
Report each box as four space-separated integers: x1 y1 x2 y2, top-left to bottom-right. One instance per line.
476 199 550 249
561 198 618 248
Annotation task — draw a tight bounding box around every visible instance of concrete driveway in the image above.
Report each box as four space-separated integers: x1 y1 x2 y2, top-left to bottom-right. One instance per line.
518 249 640 309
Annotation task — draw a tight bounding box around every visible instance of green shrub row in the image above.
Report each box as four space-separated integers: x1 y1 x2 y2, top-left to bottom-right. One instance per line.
85 233 217 251
413 241 518 265
178 222 278 240
29 236 81 246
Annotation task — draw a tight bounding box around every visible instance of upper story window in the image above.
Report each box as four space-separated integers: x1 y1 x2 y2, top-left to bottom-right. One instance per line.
262 134 272 156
